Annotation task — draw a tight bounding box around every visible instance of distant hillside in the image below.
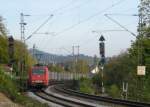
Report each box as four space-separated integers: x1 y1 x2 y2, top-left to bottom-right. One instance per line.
29 49 94 65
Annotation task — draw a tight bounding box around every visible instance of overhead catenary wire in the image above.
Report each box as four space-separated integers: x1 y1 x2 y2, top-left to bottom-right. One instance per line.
25 0 76 41
26 14 54 40
58 0 91 15
53 0 126 36
79 19 138 48
104 13 138 16
104 14 137 37
46 0 92 32
50 0 75 13
60 47 72 55
29 0 87 50
71 8 139 48
42 0 126 52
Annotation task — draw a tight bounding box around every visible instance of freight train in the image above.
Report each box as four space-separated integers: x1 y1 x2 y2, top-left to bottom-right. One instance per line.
28 64 89 88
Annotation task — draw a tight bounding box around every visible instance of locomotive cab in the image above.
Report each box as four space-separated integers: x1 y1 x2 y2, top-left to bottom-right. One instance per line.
28 65 49 88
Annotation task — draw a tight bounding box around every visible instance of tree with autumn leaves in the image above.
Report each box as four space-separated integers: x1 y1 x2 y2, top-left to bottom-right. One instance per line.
0 16 35 75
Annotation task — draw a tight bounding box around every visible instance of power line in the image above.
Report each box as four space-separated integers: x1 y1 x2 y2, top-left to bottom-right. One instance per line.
35 0 77 33
92 29 126 32
26 14 53 40
42 0 125 50
28 0 79 50
73 12 138 48
61 47 72 54
104 14 137 37
50 0 75 14
53 0 126 36
25 0 76 41
46 0 91 32
58 0 91 15
105 13 138 16
40 0 126 53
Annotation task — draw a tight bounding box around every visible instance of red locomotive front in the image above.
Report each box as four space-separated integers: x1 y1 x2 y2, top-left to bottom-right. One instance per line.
28 65 49 87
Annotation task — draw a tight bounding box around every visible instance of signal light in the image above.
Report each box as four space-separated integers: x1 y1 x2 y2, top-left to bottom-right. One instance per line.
8 36 14 65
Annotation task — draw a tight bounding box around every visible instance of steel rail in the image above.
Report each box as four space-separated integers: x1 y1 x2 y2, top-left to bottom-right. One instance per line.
33 90 95 107
34 91 70 107
55 85 150 107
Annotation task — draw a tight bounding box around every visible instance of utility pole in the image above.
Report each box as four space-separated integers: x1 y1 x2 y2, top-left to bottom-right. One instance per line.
20 13 26 75
72 45 80 79
99 35 105 94
33 44 36 58
77 45 80 61
76 45 80 79
20 12 30 70
35 53 43 63
75 45 80 63
72 46 75 58
137 13 145 101
20 12 30 91
72 46 75 79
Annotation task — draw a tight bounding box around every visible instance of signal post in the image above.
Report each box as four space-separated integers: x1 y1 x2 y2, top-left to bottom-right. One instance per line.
99 35 105 94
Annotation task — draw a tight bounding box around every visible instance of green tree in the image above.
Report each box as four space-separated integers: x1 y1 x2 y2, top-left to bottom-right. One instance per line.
104 52 133 86
0 16 9 63
76 59 89 73
139 0 150 26
0 15 35 75
0 16 7 36
0 36 9 63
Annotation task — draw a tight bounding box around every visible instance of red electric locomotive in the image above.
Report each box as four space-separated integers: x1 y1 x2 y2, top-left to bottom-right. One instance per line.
28 64 49 88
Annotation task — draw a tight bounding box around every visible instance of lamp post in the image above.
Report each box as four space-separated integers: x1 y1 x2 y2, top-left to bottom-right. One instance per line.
99 35 105 94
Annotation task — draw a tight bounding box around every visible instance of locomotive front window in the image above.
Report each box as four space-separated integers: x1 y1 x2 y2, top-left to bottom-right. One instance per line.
32 69 45 75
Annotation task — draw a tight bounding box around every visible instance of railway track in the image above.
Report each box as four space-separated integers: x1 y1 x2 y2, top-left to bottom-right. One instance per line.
54 84 150 107
34 90 96 107
31 82 150 107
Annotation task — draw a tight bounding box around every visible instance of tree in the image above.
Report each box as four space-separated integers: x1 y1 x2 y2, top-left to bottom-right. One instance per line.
0 16 7 36
104 52 133 86
0 16 9 63
139 0 150 26
0 36 9 63
93 55 99 67
86 1 150 101
0 15 35 75
76 59 89 73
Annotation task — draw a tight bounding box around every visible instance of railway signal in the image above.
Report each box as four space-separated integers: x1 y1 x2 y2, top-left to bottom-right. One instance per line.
8 36 14 65
99 35 105 65
99 35 105 94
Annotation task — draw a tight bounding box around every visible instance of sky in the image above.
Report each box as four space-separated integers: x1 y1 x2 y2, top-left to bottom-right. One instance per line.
0 0 139 57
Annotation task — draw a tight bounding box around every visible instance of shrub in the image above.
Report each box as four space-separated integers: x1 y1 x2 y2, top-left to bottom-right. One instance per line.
0 67 48 107
79 77 94 94
108 84 120 98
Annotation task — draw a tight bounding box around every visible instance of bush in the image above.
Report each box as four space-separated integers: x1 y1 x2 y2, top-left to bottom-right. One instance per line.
108 84 120 98
79 77 94 94
0 67 48 107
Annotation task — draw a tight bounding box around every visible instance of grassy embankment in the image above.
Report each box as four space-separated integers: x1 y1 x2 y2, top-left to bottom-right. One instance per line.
0 67 48 107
